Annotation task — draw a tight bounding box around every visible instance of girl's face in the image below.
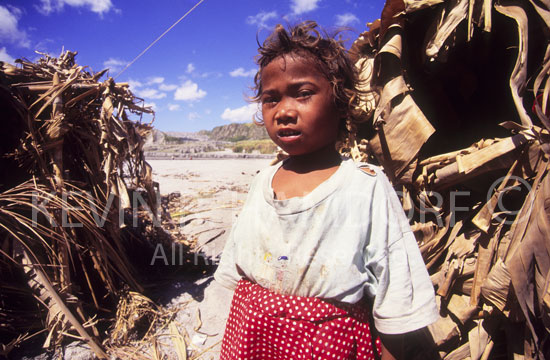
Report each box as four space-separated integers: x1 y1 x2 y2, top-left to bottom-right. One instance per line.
260 54 340 156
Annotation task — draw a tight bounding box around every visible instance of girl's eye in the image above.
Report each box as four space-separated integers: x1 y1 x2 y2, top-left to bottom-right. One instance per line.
261 96 278 105
297 90 313 98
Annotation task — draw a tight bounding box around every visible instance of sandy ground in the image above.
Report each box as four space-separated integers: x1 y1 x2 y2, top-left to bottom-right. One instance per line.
150 158 272 258
22 159 273 360
150 158 273 196
149 158 273 359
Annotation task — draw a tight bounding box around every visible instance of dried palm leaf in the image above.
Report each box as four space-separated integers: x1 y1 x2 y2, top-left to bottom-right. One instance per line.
425 0 469 59
494 3 531 128
168 321 188 360
505 163 550 357
403 0 445 13
0 50 155 356
351 0 550 356
480 258 511 314
369 26 435 179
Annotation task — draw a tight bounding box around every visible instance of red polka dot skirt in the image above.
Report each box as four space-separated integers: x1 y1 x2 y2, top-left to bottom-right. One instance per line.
220 279 381 360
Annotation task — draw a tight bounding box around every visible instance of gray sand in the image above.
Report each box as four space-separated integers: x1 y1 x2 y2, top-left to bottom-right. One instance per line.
149 158 272 359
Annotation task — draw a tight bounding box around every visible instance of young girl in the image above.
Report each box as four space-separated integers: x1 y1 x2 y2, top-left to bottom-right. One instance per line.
215 21 438 360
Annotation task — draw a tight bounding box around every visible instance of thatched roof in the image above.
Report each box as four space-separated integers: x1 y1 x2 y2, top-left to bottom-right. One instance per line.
2 0 550 358
0 50 157 358
348 0 550 358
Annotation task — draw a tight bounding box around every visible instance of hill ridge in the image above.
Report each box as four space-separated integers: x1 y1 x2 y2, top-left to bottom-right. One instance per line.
148 122 269 145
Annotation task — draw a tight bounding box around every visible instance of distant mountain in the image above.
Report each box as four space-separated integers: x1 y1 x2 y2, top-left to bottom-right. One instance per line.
145 129 208 145
198 123 269 142
145 129 166 145
163 131 209 141
146 123 269 146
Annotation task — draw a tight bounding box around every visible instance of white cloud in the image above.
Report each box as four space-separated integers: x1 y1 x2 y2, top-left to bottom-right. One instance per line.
204 109 212 115
168 104 181 111
188 112 199 121
147 76 164 84
145 102 157 111
37 0 113 15
174 80 206 102
291 0 320 15
221 103 258 123
0 47 15 63
136 88 166 100
246 11 277 28
0 5 30 48
335 13 359 26
128 76 181 100
159 83 177 91
200 71 222 79
230 67 256 78
103 58 128 73
182 64 221 79
128 79 143 90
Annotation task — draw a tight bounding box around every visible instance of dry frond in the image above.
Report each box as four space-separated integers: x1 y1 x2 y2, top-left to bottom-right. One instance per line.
0 50 157 357
351 0 550 357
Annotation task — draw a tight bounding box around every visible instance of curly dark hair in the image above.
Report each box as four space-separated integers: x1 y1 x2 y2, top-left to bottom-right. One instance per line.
252 21 362 138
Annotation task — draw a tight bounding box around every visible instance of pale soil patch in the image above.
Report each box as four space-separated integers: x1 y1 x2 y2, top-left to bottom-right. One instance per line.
149 158 272 359
23 159 273 359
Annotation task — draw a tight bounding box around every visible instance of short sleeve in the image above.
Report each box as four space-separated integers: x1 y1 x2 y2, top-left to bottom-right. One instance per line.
213 174 261 290
213 224 241 289
367 172 439 335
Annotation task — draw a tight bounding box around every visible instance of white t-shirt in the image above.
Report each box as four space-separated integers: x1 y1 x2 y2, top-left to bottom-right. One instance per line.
214 158 438 334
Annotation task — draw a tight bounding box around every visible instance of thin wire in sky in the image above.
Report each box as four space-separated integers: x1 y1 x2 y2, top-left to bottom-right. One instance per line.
115 0 206 79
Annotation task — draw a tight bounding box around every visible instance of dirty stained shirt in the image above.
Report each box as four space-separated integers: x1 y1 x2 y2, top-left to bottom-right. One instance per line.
214 158 438 335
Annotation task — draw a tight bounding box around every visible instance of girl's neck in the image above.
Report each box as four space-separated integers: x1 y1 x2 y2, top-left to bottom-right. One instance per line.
283 144 342 173
272 144 342 200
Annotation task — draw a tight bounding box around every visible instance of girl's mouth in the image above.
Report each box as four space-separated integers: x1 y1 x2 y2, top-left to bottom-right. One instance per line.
277 129 302 139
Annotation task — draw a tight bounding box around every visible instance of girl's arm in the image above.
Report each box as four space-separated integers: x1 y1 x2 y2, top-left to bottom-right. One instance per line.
379 328 440 360
379 333 402 360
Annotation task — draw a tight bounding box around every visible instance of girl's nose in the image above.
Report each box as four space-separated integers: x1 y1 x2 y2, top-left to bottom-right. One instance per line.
274 106 297 123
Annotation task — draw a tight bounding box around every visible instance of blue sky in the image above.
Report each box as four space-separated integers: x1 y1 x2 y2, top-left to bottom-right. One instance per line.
1 0 384 132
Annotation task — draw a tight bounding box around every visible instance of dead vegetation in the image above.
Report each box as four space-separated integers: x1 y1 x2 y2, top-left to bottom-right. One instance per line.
2 0 549 358
346 0 550 358
0 50 194 359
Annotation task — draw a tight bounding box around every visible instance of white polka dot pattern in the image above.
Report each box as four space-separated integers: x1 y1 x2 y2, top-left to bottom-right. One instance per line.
220 279 381 359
